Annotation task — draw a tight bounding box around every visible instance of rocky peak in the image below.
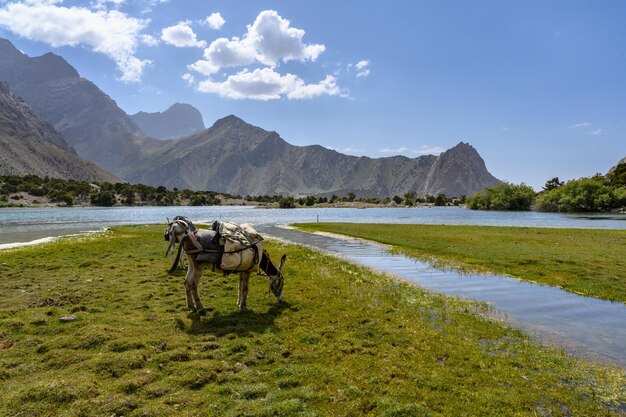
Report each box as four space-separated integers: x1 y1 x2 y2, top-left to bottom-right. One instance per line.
130 102 205 139
419 141 500 197
608 156 626 175
0 38 26 63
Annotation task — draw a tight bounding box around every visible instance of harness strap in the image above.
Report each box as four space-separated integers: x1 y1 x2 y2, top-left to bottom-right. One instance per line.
169 240 183 274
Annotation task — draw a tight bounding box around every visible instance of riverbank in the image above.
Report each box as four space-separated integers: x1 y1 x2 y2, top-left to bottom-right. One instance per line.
296 223 626 303
0 225 623 415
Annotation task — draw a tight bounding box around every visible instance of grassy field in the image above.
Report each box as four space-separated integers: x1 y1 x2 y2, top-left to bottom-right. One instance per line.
0 225 624 416
296 223 626 303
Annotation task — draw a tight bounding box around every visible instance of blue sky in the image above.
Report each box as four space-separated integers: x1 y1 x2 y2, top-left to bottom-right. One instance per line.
1 0 625 189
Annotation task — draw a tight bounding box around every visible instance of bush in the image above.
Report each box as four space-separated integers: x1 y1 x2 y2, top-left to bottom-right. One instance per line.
279 197 295 209
535 177 621 212
90 192 115 207
467 182 536 211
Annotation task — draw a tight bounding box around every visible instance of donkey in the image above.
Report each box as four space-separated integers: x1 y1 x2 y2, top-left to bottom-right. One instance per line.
165 219 286 314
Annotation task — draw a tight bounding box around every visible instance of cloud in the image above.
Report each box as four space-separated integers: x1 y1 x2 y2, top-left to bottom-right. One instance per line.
205 12 224 30
196 67 339 100
182 72 195 86
380 146 409 154
161 20 206 48
0 0 150 82
141 34 159 46
414 145 445 155
190 10 325 75
355 60 370 77
590 128 604 135
570 122 591 128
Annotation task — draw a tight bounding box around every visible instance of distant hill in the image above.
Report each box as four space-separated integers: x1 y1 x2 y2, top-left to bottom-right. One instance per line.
0 81 121 182
130 103 205 140
125 115 500 197
0 38 166 175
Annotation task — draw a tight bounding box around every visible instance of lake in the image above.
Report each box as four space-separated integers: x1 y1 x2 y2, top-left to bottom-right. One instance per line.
2 205 626 246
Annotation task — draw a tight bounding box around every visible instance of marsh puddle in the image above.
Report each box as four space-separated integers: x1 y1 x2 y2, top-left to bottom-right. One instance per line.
259 225 626 367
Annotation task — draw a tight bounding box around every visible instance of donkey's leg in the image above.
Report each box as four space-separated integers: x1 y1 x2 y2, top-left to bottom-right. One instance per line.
184 258 197 312
191 263 206 315
238 272 250 311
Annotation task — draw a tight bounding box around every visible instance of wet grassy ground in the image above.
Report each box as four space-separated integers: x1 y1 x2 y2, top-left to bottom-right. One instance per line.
0 225 624 416
296 223 626 303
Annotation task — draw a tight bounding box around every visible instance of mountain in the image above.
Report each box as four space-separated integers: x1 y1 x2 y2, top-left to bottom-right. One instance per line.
130 103 205 139
125 115 500 197
0 81 121 182
608 156 626 175
418 142 500 196
0 38 166 175
0 39 500 197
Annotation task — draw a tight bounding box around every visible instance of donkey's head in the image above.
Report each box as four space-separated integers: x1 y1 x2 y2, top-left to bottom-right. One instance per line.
260 250 286 301
164 217 189 255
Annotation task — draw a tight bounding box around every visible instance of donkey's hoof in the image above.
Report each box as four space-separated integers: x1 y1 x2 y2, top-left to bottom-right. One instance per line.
198 308 207 316
238 306 248 312
188 307 197 313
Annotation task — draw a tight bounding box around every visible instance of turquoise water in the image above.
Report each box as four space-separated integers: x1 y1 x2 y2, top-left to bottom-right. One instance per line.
1 206 626 245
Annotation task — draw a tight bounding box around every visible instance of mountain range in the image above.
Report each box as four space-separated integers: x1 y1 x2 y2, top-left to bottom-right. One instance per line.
0 81 120 182
0 38 501 197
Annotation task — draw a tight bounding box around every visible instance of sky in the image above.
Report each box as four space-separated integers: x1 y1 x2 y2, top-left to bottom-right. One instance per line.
0 0 625 190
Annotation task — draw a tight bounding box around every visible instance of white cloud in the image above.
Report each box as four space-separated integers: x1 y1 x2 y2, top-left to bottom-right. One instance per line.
380 146 409 154
570 122 591 128
182 72 195 86
590 128 604 135
196 67 339 100
414 145 445 155
205 12 224 30
190 10 325 75
161 20 206 48
141 34 159 46
0 0 150 82
355 60 370 77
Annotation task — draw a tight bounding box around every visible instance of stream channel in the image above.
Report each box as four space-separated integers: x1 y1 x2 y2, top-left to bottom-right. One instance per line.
258 225 626 368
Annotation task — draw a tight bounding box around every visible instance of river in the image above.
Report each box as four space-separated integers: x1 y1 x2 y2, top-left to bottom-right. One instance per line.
2 205 626 246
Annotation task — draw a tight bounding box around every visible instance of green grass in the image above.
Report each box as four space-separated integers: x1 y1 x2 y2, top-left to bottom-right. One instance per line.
0 225 624 416
296 223 626 303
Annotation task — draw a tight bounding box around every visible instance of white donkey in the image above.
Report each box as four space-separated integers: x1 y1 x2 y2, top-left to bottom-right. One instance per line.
165 218 285 314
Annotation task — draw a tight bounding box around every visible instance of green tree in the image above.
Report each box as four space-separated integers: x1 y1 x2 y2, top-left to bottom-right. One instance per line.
535 177 620 212
467 182 536 211
279 196 295 208
543 177 564 191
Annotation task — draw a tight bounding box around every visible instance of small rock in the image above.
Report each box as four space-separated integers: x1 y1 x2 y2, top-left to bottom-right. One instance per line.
59 315 77 322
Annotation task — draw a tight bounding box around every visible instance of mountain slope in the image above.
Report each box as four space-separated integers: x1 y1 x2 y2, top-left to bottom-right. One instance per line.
130 103 205 139
0 38 166 175
125 115 499 197
0 81 121 182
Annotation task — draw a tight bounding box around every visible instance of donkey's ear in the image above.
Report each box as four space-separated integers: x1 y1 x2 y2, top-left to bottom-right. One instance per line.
166 217 170 224
278 254 287 271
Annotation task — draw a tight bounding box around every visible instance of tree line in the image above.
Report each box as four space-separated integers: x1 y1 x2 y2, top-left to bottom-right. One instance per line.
467 162 626 212
0 175 466 208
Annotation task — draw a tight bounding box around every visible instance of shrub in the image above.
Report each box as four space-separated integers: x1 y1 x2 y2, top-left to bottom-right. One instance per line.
535 177 621 212
467 182 536 211
279 197 295 208
90 192 115 207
